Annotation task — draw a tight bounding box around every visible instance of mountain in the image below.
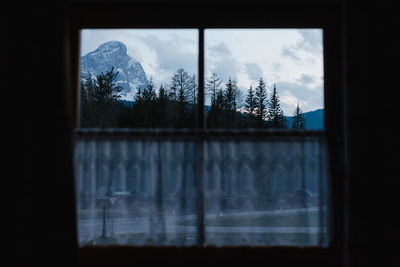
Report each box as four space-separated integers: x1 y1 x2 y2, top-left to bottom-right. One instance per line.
81 40 149 100
285 108 324 130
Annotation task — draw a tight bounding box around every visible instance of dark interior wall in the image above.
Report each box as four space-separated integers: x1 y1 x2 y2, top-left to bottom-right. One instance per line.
16 1 77 265
14 0 398 266
343 1 399 266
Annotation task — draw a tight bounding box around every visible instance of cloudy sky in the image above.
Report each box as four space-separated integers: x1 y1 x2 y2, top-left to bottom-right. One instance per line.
81 28 324 114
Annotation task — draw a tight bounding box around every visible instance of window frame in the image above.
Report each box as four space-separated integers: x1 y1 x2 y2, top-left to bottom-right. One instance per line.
67 1 345 266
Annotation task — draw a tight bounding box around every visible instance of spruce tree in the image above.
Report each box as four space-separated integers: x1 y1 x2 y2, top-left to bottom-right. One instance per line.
223 78 237 112
222 78 237 128
168 69 192 127
292 103 306 129
254 78 268 127
207 88 224 128
267 84 287 128
141 78 157 127
141 77 157 103
85 67 122 128
245 85 256 116
156 85 170 127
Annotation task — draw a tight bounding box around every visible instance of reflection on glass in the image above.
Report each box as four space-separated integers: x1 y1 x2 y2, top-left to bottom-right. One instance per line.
79 29 198 128
205 29 324 129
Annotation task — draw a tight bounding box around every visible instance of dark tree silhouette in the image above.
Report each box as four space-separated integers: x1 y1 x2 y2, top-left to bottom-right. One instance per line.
292 103 306 129
80 67 123 127
254 78 268 128
267 84 287 128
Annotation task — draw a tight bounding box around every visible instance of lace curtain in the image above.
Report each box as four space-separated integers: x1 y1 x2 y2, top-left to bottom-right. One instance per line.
74 133 329 247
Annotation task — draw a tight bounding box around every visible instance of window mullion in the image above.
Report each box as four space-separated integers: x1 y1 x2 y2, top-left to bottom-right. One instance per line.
196 27 205 247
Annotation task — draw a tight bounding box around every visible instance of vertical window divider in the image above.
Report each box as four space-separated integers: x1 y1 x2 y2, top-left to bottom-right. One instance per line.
196 27 205 247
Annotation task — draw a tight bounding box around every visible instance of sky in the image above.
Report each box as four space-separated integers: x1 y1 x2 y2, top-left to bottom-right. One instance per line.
81 28 324 114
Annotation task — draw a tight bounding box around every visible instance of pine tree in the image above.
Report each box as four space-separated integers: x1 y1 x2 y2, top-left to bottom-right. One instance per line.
292 103 306 129
85 67 123 128
254 78 268 127
223 78 237 112
245 85 256 116
221 78 237 128
170 69 192 127
156 84 170 127
142 78 157 127
207 88 224 128
141 77 157 103
267 84 287 128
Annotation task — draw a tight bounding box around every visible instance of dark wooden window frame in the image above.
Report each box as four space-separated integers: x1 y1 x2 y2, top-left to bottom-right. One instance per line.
66 1 345 266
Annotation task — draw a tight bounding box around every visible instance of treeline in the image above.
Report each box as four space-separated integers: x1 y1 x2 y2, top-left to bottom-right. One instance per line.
80 67 306 129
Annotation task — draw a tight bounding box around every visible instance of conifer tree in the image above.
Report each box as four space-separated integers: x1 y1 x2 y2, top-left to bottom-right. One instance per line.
85 67 122 127
245 85 256 116
221 78 237 128
156 84 170 127
141 77 157 103
292 103 306 129
254 78 268 127
207 88 224 128
223 78 237 112
267 84 287 128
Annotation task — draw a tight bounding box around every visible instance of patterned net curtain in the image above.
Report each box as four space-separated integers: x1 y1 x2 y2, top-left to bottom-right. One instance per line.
74 134 328 247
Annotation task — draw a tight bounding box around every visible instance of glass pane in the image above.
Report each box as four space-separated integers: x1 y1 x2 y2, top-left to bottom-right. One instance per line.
79 29 199 128
205 29 324 129
75 135 199 246
203 137 328 246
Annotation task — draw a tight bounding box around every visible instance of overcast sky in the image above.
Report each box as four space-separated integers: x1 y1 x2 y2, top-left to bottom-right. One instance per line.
81 28 324 114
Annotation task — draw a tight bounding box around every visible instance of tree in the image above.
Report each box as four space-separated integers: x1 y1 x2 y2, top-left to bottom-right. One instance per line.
267 83 287 128
206 73 222 105
141 77 157 127
141 77 157 103
83 67 123 127
254 78 268 127
291 103 306 129
207 88 224 128
245 85 256 116
170 69 192 127
155 84 171 127
91 67 123 104
221 78 238 128
188 74 198 105
170 68 192 102
223 78 237 112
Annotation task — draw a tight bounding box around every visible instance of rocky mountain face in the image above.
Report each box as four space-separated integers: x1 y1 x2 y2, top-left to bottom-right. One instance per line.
81 40 149 100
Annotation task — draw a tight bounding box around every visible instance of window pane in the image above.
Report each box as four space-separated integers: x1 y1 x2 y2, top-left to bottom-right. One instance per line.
203 137 328 246
205 29 324 129
75 135 199 246
79 29 199 128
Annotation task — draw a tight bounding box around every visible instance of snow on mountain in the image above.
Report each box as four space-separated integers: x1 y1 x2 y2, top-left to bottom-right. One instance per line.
81 40 149 100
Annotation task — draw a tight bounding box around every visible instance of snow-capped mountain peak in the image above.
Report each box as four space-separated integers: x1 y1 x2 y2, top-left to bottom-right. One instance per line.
81 40 149 100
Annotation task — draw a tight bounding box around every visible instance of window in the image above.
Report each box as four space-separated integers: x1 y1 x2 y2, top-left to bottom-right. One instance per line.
75 28 328 247
68 2 344 265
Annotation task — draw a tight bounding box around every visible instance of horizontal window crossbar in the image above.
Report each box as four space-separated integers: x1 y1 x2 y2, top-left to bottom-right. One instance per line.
74 128 324 139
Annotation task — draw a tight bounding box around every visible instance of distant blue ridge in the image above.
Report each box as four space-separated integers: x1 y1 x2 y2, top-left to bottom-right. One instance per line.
285 109 324 130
